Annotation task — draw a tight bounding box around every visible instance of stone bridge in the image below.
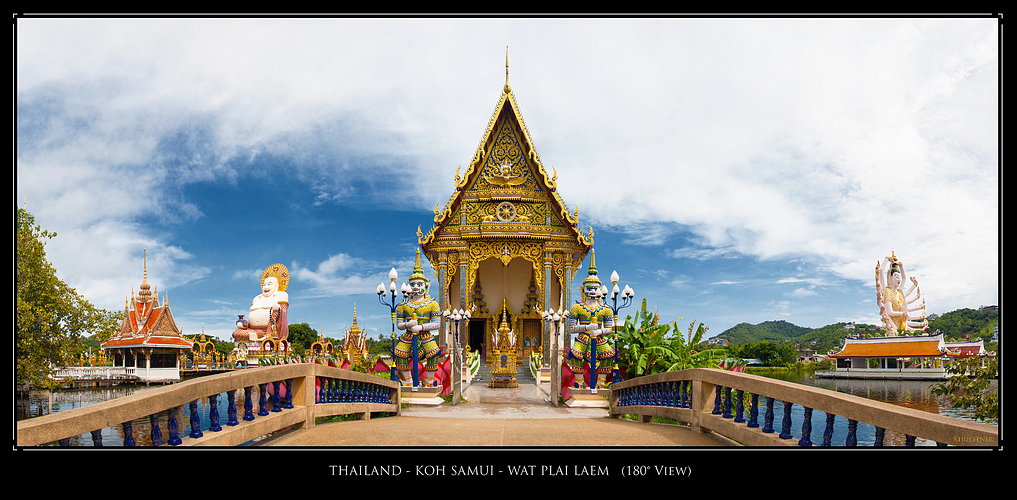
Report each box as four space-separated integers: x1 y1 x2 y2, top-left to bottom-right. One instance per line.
16 365 997 448
17 363 399 447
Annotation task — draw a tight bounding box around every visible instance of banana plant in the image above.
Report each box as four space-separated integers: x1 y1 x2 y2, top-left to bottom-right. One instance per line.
615 299 726 378
661 319 727 371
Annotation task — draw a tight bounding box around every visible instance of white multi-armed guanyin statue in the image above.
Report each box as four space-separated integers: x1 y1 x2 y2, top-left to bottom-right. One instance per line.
875 252 928 336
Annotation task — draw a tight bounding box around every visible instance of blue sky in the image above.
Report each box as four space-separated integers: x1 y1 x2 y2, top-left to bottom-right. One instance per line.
16 16 999 344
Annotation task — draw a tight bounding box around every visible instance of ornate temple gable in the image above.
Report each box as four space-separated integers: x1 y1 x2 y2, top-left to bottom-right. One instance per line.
148 305 182 337
102 261 191 350
421 84 591 257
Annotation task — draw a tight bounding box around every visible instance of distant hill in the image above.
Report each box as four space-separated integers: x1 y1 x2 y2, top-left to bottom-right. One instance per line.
714 307 998 355
716 320 812 345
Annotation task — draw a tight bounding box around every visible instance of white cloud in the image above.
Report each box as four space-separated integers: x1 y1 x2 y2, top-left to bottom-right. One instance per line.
786 288 818 298
17 17 998 328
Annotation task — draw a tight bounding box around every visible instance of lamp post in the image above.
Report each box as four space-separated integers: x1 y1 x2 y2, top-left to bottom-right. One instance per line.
376 268 400 382
605 270 635 384
443 307 471 402
443 307 471 351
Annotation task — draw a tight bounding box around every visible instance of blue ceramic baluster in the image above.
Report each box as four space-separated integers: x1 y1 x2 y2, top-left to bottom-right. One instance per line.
779 401 793 439
846 419 858 446
822 413 835 447
227 390 239 426
258 383 269 416
272 381 282 412
208 394 222 431
799 407 813 447
189 400 203 438
905 435 916 447
122 421 136 446
747 394 759 428
91 429 103 447
762 397 775 433
874 427 885 447
734 390 745 423
244 387 255 421
713 386 723 415
723 387 733 418
167 406 182 446
150 413 163 446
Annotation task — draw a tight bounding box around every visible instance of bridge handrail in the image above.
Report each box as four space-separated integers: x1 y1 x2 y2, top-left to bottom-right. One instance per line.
609 368 998 447
17 363 400 447
52 366 137 379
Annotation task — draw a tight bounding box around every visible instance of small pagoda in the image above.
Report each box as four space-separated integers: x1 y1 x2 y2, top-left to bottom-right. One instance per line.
101 253 192 383
341 305 369 365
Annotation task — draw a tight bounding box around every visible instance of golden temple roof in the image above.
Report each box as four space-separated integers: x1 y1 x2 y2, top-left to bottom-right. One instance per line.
420 71 592 260
827 334 962 359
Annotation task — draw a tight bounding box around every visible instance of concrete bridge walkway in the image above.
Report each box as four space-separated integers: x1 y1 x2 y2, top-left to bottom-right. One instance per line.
258 374 729 447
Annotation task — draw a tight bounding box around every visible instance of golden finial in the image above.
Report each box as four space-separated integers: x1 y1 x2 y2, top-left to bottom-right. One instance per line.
504 46 511 94
139 248 152 300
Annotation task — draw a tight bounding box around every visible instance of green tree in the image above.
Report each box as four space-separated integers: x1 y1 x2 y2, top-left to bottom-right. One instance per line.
287 323 319 355
17 208 116 389
931 357 999 424
729 341 796 367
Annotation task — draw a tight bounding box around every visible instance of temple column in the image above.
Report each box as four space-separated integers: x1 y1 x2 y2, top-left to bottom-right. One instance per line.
460 248 469 353
564 255 574 351
437 251 448 347
543 249 553 369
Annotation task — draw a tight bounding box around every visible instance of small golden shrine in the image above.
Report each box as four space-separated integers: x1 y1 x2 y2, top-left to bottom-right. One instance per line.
418 53 592 371
341 305 369 364
310 326 334 359
488 305 519 388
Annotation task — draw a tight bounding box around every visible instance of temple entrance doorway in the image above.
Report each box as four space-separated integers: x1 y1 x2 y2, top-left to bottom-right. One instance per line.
469 319 487 356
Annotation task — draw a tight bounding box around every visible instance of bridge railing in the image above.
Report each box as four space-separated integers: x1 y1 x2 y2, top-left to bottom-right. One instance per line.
17 363 400 447
610 368 998 447
51 366 137 380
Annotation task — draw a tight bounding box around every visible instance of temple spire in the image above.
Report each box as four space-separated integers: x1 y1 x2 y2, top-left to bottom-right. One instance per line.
139 248 152 302
503 46 511 94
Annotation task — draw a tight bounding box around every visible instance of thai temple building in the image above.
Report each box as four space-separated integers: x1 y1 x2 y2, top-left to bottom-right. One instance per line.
100 255 193 383
943 338 996 365
822 332 966 380
417 60 592 382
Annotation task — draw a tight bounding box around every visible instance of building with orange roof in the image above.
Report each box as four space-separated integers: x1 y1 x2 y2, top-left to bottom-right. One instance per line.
820 332 965 380
100 256 192 383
